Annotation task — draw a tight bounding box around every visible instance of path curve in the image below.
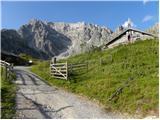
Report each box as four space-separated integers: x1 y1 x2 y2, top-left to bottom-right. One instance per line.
14 66 123 119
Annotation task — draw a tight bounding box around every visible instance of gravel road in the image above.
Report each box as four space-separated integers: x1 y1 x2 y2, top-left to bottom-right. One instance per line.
14 66 124 119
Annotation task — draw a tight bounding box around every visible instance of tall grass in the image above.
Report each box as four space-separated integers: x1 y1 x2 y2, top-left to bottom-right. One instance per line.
1 67 16 118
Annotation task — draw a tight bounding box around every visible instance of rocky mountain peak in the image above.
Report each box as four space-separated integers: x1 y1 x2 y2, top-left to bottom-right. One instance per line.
28 18 44 25
146 23 159 37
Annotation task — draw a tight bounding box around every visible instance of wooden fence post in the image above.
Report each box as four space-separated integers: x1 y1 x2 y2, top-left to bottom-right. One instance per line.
52 57 57 64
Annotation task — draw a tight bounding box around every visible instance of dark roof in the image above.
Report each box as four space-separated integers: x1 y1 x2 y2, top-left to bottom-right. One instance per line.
106 28 156 46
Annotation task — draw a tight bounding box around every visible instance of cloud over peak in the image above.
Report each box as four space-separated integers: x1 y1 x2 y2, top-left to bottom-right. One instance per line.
142 15 153 22
122 18 136 28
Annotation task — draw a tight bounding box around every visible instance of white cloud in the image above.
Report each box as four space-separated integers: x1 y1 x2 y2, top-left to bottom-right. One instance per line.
122 18 137 28
142 15 153 22
143 0 150 5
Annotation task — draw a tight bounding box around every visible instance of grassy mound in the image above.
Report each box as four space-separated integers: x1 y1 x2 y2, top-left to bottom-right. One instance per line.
1 67 16 118
31 39 159 117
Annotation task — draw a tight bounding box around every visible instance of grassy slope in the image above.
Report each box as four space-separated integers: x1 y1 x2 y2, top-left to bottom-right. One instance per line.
1 67 16 118
31 39 159 117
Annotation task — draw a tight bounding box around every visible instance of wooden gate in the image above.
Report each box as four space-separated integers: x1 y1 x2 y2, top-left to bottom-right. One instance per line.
50 62 68 80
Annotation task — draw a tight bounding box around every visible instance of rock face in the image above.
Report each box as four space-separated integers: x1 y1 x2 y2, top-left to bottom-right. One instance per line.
1 29 48 59
146 23 159 37
18 19 72 57
2 19 113 59
48 21 112 57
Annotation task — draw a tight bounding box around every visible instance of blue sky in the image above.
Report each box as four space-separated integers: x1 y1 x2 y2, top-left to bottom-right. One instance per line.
1 1 159 31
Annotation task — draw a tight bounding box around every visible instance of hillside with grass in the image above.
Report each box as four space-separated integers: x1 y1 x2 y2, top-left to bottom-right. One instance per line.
31 39 159 118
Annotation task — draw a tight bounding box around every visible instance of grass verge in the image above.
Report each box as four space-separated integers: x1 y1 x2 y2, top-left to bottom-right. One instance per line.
1 67 16 119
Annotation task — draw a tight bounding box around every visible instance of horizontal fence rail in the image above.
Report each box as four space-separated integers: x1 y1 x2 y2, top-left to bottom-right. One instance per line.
50 61 88 80
68 63 88 72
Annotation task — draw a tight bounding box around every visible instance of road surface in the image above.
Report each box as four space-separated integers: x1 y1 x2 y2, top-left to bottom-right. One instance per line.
14 66 124 119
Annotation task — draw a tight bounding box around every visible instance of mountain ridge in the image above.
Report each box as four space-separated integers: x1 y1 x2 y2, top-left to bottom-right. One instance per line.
2 19 113 59
1 19 158 59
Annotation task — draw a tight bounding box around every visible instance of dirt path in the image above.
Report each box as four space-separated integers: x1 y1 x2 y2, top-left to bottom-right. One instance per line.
14 66 123 119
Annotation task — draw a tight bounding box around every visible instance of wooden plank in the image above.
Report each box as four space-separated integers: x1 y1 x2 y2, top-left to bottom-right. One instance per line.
50 63 66 65
51 69 67 72
52 73 67 78
51 72 67 76
51 65 66 67
50 74 67 79
53 76 67 80
52 73 67 77
51 66 67 69
51 68 67 71
53 75 67 78
52 73 67 76
53 74 67 77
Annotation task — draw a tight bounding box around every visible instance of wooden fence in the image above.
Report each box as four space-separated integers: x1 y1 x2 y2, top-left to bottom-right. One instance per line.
50 61 88 80
0 60 13 80
50 62 68 80
68 62 88 72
